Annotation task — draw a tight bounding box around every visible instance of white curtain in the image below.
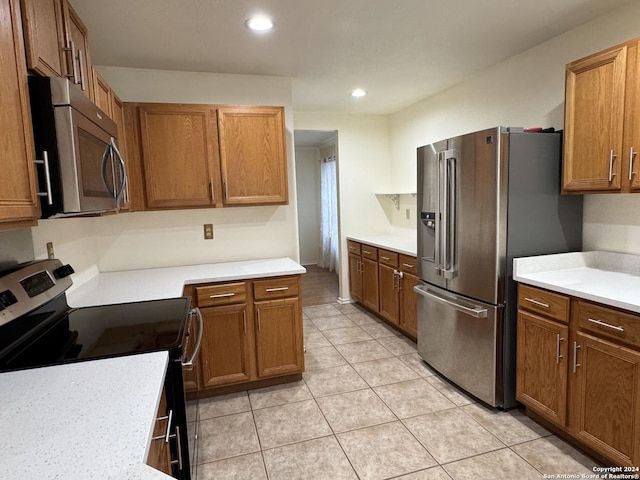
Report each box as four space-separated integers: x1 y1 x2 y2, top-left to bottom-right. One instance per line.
319 156 339 272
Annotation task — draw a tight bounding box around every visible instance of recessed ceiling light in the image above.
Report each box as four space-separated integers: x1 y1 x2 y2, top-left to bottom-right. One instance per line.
245 15 274 32
351 89 367 98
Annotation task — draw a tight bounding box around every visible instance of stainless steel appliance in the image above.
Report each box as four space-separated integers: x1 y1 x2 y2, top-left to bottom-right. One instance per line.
27 77 128 218
415 127 583 408
0 259 202 479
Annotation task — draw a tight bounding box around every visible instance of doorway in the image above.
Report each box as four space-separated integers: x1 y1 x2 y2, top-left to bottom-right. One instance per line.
294 130 340 306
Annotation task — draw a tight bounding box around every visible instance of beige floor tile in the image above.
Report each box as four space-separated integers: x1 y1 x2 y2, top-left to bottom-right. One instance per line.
374 379 456 418
322 325 373 345
304 330 332 348
337 421 437 480
351 356 419 387
346 311 380 326
335 303 362 315
303 364 369 397
511 435 600 476
304 345 348 371
186 399 198 423
303 323 320 335
197 452 267 480
249 380 313 410
443 448 541 480
263 436 358 480
376 335 418 355
403 408 505 464
303 304 344 318
461 403 551 446
311 314 358 331
316 388 397 433
253 399 332 449
198 391 251 420
425 375 477 406
397 352 438 378
335 339 394 363
360 321 400 339
197 411 260 463
394 466 454 479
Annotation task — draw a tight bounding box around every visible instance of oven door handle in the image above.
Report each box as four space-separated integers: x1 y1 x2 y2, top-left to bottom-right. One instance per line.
182 308 203 370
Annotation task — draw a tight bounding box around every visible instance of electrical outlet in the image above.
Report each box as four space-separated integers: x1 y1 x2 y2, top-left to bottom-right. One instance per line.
46 242 55 259
203 224 214 240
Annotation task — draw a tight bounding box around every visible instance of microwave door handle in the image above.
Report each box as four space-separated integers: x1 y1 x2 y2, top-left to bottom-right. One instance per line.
110 138 127 207
101 142 116 197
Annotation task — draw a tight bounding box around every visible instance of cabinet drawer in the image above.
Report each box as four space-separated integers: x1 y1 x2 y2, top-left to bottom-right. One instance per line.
399 254 418 273
196 282 246 307
518 284 570 324
347 240 361 255
577 300 640 349
254 276 300 301
361 245 378 261
378 249 399 267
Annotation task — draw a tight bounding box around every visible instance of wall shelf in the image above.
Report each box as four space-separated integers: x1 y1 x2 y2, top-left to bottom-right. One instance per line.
375 192 417 210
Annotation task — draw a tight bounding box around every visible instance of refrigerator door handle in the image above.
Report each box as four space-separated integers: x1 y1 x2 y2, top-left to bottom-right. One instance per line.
435 151 443 275
443 149 458 279
414 284 488 318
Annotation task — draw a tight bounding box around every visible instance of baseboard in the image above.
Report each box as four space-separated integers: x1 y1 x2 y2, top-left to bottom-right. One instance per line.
337 296 354 305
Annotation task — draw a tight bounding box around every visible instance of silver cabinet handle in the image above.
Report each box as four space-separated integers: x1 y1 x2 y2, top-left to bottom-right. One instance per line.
209 292 235 299
573 342 581 373
182 308 203 369
265 287 289 292
555 334 564 364
629 147 637 181
63 40 78 84
402 263 414 269
257 310 261 331
77 48 86 91
169 425 183 470
381 255 390 261
608 149 617 182
414 284 488 318
524 297 550 309
243 310 247 335
34 151 53 205
363 250 372 255
152 408 172 442
359 260 363 274
210 177 215 201
587 317 624 332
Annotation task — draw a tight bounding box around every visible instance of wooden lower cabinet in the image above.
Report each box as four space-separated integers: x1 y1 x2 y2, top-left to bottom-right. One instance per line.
147 387 171 475
399 272 418 338
348 252 362 302
255 297 304 378
200 303 251 388
362 257 379 312
378 263 399 325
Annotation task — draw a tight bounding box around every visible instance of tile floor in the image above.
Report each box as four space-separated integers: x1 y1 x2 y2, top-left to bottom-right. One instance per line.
186 302 600 480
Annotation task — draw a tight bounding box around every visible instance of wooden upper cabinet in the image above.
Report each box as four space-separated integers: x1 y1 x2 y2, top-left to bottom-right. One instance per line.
92 68 112 115
138 104 221 209
218 106 288 205
20 0 66 77
0 0 40 226
626 41 640 191
61 0 93 99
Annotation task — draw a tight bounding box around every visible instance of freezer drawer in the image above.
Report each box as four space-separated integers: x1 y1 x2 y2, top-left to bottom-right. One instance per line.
415 282 505 407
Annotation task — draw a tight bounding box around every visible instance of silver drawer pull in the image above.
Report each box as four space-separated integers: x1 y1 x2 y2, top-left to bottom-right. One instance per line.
524 297 550 309
573 342 581 373
587 318 624 332
169 425 183 470
209 292 235 299
555 334 564 364
402 263 414 269
363 250 372 254
152 409 173 442
265 287 289 292
381 255 390 260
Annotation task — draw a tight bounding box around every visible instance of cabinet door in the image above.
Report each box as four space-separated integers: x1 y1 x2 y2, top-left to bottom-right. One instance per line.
61 0 92 99
147 387 172 475
362 257 379 312
563 45 627 192
627 41 640 191
92 69 111 115
0 0 40 225
516 310 569 427
199 304 251 388
348 253 362 302
138 104 221 209
379 263 399 325
255 297 303 378
218 106 288 205
400 272 418 338
570 332 640 467
20 0 65 77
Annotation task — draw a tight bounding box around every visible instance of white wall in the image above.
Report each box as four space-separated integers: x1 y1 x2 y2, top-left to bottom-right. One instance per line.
294 147 321 265
293 113 392 300
389 0 640 254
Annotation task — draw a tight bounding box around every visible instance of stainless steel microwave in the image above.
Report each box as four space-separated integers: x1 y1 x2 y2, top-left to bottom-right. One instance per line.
28 77 127 218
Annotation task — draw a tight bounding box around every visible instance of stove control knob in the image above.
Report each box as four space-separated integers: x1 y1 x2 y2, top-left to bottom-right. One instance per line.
53 264 75 279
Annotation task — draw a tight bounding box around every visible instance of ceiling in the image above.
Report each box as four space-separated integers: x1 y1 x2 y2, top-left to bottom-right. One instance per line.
70 0 630 115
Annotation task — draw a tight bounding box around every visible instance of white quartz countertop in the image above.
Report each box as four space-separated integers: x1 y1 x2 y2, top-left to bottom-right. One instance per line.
0 351 172 480
347 233 417 257
513 251 640 313
68 257 306 308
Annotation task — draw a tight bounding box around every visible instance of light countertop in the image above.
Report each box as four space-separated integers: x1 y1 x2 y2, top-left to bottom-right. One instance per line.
513 251 640 313
68 257 306 308
0 351 172 480
347 232 417 257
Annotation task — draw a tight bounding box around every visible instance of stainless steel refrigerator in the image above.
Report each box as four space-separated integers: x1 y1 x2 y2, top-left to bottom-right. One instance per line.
415 127 582 408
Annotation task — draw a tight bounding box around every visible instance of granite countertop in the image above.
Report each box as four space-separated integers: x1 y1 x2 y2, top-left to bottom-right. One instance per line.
347 232 417 257
513 251 640 313
68 257 306 308
0 351 172 480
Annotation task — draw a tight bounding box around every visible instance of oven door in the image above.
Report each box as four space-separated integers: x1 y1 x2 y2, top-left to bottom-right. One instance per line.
53 105 126 215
